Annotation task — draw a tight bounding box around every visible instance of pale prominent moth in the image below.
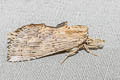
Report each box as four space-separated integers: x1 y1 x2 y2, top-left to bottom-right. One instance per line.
7 22 105 63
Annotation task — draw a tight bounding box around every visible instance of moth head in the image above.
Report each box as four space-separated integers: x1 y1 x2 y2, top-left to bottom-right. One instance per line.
86 38 105 49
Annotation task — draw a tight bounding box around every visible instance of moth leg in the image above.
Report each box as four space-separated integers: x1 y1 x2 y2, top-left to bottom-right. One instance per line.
83 44 98 56
61 47 80 64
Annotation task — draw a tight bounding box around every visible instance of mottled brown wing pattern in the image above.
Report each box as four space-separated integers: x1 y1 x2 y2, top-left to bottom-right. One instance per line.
7 23 88 61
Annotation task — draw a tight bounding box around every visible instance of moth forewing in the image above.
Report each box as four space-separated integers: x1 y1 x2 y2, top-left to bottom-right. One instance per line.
7 22 104 62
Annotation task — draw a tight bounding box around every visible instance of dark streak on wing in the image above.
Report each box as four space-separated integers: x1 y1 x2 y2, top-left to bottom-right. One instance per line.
56 21 67 27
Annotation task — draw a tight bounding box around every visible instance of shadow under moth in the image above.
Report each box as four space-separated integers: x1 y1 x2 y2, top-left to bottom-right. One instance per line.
7 21 105 63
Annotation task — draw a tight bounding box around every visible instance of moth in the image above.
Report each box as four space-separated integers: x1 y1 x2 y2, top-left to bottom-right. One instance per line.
7 21 105 63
